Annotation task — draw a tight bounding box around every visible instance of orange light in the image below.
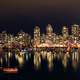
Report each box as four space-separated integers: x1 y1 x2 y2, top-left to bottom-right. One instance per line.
3 68 18 74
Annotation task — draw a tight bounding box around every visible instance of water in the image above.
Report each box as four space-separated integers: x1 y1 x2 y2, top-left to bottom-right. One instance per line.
0 49 80 80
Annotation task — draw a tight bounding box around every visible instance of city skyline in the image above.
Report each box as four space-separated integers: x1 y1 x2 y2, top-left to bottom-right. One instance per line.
0 23 79 34
0 24 80 74
0 24 80 49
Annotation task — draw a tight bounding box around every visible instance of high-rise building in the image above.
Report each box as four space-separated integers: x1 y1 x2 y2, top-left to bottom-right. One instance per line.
40 34 45 43
78 27 80 37
71 24 79 37
62 26 68 40
1 31 8 43
18 30 25 39
46 24 53 44
46 24 53 37
33 26 40 47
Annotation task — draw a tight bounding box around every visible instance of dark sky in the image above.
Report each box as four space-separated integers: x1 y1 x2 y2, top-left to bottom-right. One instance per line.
0 0 80 34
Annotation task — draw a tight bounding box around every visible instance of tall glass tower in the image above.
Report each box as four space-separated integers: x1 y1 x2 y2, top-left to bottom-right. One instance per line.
33 26 40 47
62 26 68 40
71 24 79 37
46 24 53 37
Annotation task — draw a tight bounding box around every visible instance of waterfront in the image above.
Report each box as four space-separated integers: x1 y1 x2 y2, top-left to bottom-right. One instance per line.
0 24 80 79
0 48 80 80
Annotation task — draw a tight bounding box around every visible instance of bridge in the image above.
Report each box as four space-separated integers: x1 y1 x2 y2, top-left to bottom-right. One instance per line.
34 42 80 48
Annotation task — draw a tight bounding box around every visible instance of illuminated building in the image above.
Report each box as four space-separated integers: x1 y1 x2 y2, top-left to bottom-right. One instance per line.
17 30 31 48
33 26 40 47
40 33 45 43
0 31 8 48
0 24 80 71
46 24 54 45
46 24 53 36
71 24 79 37
1 31 7 41
5 34 15 49
62 26 69 40
55 35 60 44
78 27 80 37
52 33 56 43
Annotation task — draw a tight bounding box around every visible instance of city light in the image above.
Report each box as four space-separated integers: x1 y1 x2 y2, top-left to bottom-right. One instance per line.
0 24 80 73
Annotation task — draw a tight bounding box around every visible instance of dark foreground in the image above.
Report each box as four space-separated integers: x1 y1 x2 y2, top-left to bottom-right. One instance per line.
0 59 80 80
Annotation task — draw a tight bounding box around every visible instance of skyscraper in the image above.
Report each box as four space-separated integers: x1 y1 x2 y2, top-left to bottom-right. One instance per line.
71 24 79 37
62 26 68 40
46 24 53 44
33 26 40 47
46 24 53 37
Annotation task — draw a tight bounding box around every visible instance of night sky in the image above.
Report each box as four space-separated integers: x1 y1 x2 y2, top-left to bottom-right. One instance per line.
0 0 80 34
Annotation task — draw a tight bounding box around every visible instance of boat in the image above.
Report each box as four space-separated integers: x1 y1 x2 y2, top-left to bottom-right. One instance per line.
3 67 18 73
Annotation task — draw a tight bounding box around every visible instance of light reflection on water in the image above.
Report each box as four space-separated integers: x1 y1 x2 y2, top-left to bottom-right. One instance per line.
0 48 80 71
